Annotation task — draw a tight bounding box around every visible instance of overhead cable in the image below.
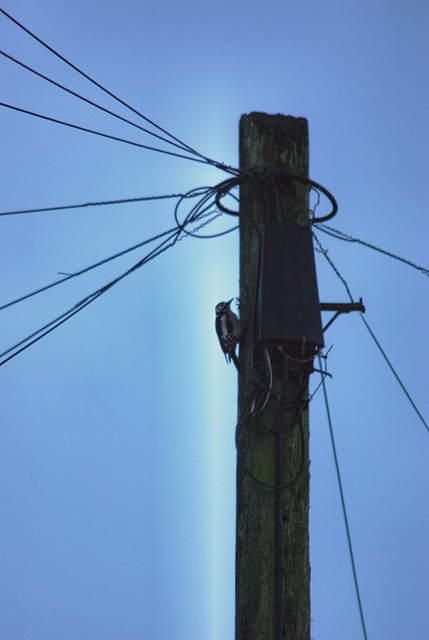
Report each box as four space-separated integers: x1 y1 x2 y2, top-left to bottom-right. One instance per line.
0 49 211 160
318 356 368 640
0 202 230 366
0 8 240 175
0 182 239 314
0 227 182 366
0 193 186 216
0 102 211 165
0 8 206 161
314 223 429 277
0 225 180 312
359 313 428 433
314 233 428 433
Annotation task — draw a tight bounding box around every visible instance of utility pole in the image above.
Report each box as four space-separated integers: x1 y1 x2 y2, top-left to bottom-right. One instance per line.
236 113 311 640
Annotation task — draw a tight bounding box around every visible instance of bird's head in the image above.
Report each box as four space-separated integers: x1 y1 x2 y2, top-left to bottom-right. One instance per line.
215 299 234 315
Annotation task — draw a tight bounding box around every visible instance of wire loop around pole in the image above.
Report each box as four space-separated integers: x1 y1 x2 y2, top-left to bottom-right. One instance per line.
214 166 338 222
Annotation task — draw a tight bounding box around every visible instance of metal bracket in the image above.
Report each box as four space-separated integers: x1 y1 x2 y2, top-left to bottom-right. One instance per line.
320 298 365 332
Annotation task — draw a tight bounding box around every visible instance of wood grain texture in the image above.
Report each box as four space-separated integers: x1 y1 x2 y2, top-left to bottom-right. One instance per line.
236 113 310 640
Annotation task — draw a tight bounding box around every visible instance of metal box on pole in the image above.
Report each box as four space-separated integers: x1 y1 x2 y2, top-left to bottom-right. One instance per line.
255 223 324 372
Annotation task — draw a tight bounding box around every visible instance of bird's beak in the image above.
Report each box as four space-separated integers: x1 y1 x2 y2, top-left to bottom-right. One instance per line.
227 298 234 306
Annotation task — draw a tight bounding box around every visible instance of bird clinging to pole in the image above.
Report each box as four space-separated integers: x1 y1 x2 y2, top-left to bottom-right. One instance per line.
215 299 242 371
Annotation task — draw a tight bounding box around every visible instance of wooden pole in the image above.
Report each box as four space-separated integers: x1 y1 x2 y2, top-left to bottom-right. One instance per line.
236 113 311 640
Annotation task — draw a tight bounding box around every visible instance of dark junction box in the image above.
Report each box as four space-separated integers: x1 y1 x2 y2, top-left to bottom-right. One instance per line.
255 223 324 373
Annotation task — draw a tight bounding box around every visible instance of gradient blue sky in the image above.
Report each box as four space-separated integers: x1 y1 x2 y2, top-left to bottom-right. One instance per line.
1 1 428 639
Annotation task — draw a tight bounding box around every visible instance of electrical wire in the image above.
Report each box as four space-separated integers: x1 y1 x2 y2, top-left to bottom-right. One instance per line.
0 291 105 366
1 8 344 192
359 313 428 433
305 348 333 404
250 348 273 415
312 232 355 302
296 176 338 223
0 204 226 366
260 414 305 481
0 8 246 177
174 185 238 239
269 167 338 223
235 353 309 490
0 225 180 312
214 165 338 224
0 179 241 315
314 223 429 277
318 355 368 640
0 226 182 366
0 9 209 163
0 102 211 165
0 49 214 160
235 408 306 491
0 193 186 216
314 233 428 433
275 354 289 640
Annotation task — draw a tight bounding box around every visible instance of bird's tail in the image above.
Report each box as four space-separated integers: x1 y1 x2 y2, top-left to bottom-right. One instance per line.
230 351 242 371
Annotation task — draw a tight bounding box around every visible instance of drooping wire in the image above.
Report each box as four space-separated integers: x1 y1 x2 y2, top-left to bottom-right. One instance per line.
306 347 333 404
309 188 321 220
312 232 355 302
235 406 306 491
174 185 239 239
0 225 180 312
275 353 290 640
0 193 185 216
313 233 428 433
235 354 309 490
292 174 338 223
318 355 368 640
0 290 107 366
175 186 219 230
0 102 212 165
0 183 239 315
314 223 429 277
0 189 232 366
0 226 181 365
250 348 273 416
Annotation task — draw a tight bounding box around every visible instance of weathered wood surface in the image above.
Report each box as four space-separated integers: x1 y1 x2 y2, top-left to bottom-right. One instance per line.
236 113 310 640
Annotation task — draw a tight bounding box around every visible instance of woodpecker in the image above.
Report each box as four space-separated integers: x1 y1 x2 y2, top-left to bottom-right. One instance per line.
215 299 242 371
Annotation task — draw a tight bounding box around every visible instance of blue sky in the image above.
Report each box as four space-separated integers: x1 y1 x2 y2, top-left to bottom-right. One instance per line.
0 1 428 639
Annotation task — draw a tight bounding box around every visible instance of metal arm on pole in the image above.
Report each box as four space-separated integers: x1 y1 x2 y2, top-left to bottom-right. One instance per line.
320 298 365 332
